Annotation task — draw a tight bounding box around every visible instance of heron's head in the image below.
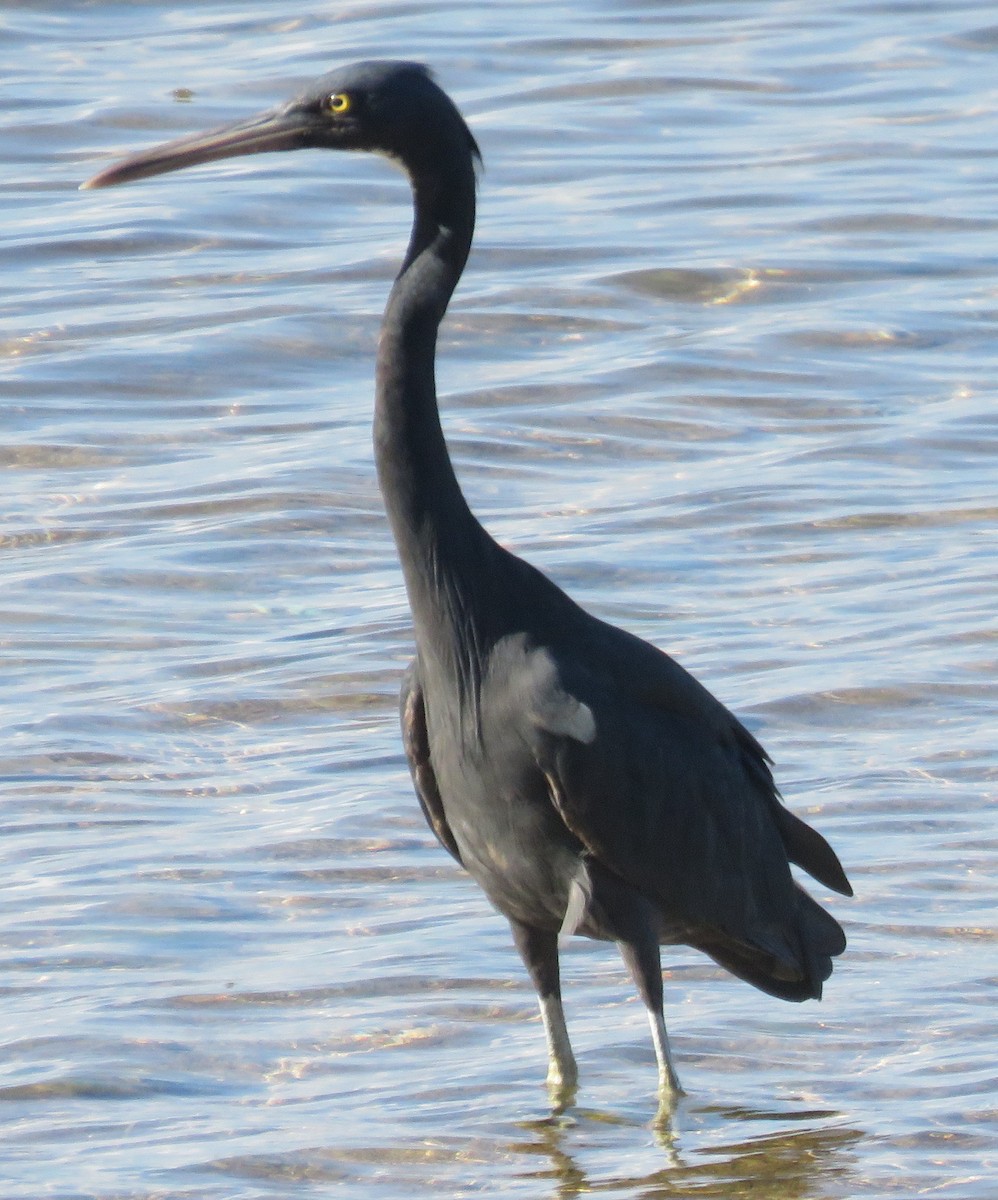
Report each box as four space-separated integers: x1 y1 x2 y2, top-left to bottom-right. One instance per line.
82 60 480 191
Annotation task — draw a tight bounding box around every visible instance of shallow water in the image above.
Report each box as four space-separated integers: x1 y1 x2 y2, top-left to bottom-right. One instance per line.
3 1 996 1196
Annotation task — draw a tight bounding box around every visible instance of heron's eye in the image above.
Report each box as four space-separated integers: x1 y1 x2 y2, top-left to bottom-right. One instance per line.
326 93 352 115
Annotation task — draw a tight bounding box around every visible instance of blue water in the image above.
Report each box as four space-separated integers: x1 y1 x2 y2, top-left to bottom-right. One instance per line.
2 2 996 1196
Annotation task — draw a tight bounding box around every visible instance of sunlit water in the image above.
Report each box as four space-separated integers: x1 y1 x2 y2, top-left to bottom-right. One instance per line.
3 2 996 1196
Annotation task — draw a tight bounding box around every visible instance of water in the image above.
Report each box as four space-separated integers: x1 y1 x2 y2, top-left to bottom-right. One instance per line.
3 1 996 1195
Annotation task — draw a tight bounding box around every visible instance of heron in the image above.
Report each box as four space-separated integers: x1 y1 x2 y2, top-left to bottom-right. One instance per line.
83 61 852 1108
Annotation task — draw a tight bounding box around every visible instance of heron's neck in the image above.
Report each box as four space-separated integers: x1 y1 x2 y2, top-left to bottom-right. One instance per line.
374 159 496 664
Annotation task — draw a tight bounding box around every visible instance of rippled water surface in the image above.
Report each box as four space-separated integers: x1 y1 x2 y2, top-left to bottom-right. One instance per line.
3 2 996 1196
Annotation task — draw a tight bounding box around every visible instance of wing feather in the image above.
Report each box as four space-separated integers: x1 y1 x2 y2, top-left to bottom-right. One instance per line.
400 660 464 865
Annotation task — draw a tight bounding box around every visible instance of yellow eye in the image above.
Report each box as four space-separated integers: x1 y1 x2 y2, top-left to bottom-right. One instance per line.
326 93 351 114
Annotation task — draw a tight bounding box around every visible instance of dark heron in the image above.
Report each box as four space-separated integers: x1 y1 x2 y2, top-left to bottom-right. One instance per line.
83 61 851 1107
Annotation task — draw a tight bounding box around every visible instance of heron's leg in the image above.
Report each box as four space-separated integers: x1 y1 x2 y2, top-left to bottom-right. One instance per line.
617 934 683 1100
509 919 578 1093
584 860 684 1101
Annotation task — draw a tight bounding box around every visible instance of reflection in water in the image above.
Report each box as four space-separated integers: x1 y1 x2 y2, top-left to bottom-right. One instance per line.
514 1103 863 1200
199 1102 864 1198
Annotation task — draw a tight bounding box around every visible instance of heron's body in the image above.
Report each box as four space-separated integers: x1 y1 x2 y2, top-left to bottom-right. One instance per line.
84 61 851 1109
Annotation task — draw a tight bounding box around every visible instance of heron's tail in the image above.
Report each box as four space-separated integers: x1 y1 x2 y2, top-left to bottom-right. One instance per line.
695 884 847 1002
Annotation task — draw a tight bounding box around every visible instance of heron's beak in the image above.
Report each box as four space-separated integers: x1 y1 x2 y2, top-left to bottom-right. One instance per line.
80 104 315 190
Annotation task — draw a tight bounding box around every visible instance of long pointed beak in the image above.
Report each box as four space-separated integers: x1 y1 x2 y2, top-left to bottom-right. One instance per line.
80 104 316 190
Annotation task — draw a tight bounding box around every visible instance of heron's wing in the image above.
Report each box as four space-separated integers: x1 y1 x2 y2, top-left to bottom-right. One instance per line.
617 626 852 898
543 621 850 895
400 660 464 865
512 633 848 993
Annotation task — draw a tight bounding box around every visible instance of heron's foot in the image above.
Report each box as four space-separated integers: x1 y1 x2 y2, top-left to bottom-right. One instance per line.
546 1056 577 1087
645 1009 685 1102
546 1049 578 1090
659 1062 684 1101
545 1067 578 1114
652 1072 685 1136
545 1043 578 1113
539 994 578 1105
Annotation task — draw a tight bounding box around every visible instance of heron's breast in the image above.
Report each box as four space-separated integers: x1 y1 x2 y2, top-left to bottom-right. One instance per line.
430 724 581 928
